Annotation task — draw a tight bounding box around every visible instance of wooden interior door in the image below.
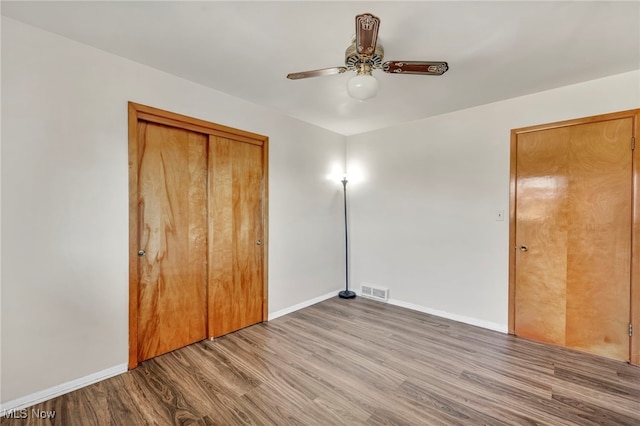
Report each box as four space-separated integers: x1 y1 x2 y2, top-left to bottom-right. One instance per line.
136 122 208 362
512 116 633 361
209 136 265 338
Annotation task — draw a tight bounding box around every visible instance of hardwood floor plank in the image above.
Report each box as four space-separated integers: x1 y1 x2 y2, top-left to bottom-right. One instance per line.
2 297 639 425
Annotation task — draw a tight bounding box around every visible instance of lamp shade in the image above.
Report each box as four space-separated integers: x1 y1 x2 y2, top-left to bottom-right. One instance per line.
347 74 379 100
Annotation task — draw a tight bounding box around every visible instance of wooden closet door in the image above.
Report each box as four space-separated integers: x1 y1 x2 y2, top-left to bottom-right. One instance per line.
129 102 269 368
136 122 208 361
209 136 264 338
514 117 633 361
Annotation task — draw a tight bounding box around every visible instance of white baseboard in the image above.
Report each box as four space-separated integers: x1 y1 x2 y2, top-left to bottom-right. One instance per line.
268 289 342 321
387 298 508 334
1 363 128 416
268 289 508 334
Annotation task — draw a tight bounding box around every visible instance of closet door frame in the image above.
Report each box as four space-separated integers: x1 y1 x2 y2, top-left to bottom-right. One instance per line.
127 102 269 369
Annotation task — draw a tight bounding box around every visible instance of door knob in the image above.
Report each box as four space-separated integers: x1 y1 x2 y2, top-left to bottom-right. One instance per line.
138 249 146 257
519 245 528 252
256 240 262 246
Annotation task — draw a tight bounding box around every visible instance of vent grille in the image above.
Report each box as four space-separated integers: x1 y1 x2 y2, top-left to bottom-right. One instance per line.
361 284 389 302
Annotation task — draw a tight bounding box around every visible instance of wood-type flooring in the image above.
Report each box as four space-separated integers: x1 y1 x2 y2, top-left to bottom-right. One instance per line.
2 297 639 425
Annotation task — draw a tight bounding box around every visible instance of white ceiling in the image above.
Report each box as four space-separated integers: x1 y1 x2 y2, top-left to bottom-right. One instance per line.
3 1 639 136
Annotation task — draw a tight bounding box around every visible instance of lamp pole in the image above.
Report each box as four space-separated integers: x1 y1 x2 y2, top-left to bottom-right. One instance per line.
339 177 356 299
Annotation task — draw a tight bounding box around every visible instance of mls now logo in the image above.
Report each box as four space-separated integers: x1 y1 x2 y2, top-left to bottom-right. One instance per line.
1 408 56 419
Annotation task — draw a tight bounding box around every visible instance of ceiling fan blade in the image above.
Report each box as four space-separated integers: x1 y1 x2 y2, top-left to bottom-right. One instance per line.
287 67 348 80
382 61 449 75
355 13 380 56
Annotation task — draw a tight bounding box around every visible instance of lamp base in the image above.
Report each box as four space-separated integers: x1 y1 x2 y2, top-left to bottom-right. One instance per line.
338 290 356 299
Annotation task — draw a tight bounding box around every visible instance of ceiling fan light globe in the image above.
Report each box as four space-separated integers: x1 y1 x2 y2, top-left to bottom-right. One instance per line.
347 74 378 100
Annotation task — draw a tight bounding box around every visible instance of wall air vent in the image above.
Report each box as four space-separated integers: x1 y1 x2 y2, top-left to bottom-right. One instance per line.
361 284 389 302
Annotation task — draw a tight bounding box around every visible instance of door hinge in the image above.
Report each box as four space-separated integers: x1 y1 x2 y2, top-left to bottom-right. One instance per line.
632 137 636 150
630 323 633 337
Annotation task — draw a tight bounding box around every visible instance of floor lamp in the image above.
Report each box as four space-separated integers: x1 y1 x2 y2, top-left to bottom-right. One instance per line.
339 176 356 299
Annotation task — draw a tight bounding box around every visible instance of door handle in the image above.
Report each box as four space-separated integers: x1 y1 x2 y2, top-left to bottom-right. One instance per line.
518 245 528 252
256 240 262 246
138 249 146 257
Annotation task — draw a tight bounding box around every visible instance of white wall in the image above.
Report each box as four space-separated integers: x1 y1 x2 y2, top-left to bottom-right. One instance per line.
347 70 640 331
1 17 346 406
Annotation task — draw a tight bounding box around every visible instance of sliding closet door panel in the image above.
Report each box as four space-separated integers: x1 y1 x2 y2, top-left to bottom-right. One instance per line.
137 122 208 361
209 136 264 338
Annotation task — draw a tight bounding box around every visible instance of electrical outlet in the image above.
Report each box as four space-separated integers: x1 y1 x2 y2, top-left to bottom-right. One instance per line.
496 209 505 221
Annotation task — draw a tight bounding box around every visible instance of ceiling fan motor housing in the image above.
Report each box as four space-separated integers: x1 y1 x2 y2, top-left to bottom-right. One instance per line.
345 41 384 70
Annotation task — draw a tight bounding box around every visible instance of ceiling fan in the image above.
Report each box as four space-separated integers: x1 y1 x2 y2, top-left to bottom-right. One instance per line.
286 13 449 101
